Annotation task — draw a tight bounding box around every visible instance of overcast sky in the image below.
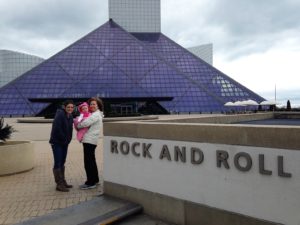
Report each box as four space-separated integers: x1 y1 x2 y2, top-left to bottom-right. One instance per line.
1 0 300 105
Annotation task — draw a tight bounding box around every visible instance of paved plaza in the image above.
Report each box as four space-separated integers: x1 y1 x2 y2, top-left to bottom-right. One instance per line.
0 118 103 225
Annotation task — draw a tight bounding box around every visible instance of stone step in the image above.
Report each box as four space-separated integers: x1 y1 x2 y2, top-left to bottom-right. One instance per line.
16 195 142 225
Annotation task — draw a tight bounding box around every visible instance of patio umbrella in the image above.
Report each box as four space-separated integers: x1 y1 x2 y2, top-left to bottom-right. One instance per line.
243 99 259 106
233 101 247 106
224 101 235 106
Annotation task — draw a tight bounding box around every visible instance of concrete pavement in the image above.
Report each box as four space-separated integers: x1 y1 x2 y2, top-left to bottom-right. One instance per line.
0 118 103 225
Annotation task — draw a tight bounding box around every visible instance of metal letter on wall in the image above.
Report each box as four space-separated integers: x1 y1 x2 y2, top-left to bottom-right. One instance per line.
160 145 172 161
259 154 272 175
191 147 204 165
278 156 292 178
120 141 130 155
216 150 230 169
142 143 152 158
131 142 141 157
111 140 119 154
174 146 186 163
234 152 252 172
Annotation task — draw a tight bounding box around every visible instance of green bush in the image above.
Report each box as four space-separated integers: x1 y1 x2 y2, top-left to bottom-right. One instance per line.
0 117 16 143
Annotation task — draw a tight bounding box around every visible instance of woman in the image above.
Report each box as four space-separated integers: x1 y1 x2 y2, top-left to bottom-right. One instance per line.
77 97 104 190
49 100 74 192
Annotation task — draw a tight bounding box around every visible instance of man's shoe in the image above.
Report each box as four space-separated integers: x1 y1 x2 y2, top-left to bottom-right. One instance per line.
79 184 96 190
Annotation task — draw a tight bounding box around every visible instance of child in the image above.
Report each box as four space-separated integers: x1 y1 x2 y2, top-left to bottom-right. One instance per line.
74 102 91 142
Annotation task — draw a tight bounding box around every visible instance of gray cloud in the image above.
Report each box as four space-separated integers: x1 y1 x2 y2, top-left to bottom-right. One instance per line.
207 0 300 55
162 0 300 60
207 0 300 34
0 0 108 58
1 0 300 61
0 0 108 35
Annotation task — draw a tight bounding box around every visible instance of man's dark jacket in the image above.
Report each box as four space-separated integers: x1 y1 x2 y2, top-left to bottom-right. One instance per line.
49 109 73 145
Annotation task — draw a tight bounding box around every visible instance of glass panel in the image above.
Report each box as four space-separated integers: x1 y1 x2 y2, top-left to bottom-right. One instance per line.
86 21 134 59
0 86 35 116
111 42 159 82
133 33 186 64
13 61 74 99
53 40 106 80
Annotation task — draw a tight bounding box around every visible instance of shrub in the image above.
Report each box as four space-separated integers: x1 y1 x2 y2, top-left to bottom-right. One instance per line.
0 117 16 143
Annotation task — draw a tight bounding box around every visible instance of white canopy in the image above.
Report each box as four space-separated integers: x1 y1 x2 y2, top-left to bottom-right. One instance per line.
242 99 259 106
260 100 277 105
233 101 247 106
224 101 235 106
225 100 259 107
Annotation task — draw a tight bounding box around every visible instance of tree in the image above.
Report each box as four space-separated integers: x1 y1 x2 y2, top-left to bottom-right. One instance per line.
286 100 291 111
0 117 16 143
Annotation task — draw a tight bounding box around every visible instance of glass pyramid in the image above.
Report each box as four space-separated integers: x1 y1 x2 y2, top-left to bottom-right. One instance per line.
0 20 264 117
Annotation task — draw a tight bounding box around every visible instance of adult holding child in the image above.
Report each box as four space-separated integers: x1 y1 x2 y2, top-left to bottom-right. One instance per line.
77 97 104 190
49 100 74 192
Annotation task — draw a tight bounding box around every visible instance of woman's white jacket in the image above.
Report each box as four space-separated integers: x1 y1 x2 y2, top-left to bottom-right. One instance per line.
77 110 103 145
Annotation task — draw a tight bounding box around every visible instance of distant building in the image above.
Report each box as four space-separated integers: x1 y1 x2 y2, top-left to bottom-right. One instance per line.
0 50 44 88
109 0 161 32
187 43 213 65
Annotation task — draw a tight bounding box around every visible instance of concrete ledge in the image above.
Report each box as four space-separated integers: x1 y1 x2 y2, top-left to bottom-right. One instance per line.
104 122 300 150
17 115 159 123
17 118 53 123
0 141 34 176
104 181 280 225
274 112 300 119
157 113 274 124
104 115 159 122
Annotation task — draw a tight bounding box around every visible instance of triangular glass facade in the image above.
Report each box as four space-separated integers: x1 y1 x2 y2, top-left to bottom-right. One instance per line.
0 20 264 116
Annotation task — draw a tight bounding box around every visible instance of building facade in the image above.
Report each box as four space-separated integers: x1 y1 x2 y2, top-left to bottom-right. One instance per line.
0 50 44 88
187 43 213 65
109 0 161 32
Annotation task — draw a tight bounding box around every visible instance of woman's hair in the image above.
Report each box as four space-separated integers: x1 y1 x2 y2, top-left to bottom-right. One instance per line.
62 99 74 107
88 97 104 111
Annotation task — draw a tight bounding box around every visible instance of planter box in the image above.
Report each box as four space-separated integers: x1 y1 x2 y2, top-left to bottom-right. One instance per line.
0 141 34 176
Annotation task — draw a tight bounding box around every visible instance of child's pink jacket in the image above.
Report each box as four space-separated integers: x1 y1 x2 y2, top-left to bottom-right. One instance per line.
74 112 91 142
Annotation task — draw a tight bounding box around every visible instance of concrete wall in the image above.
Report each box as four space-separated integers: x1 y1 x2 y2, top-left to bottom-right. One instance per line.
103 118 300 225
104 182 279 225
